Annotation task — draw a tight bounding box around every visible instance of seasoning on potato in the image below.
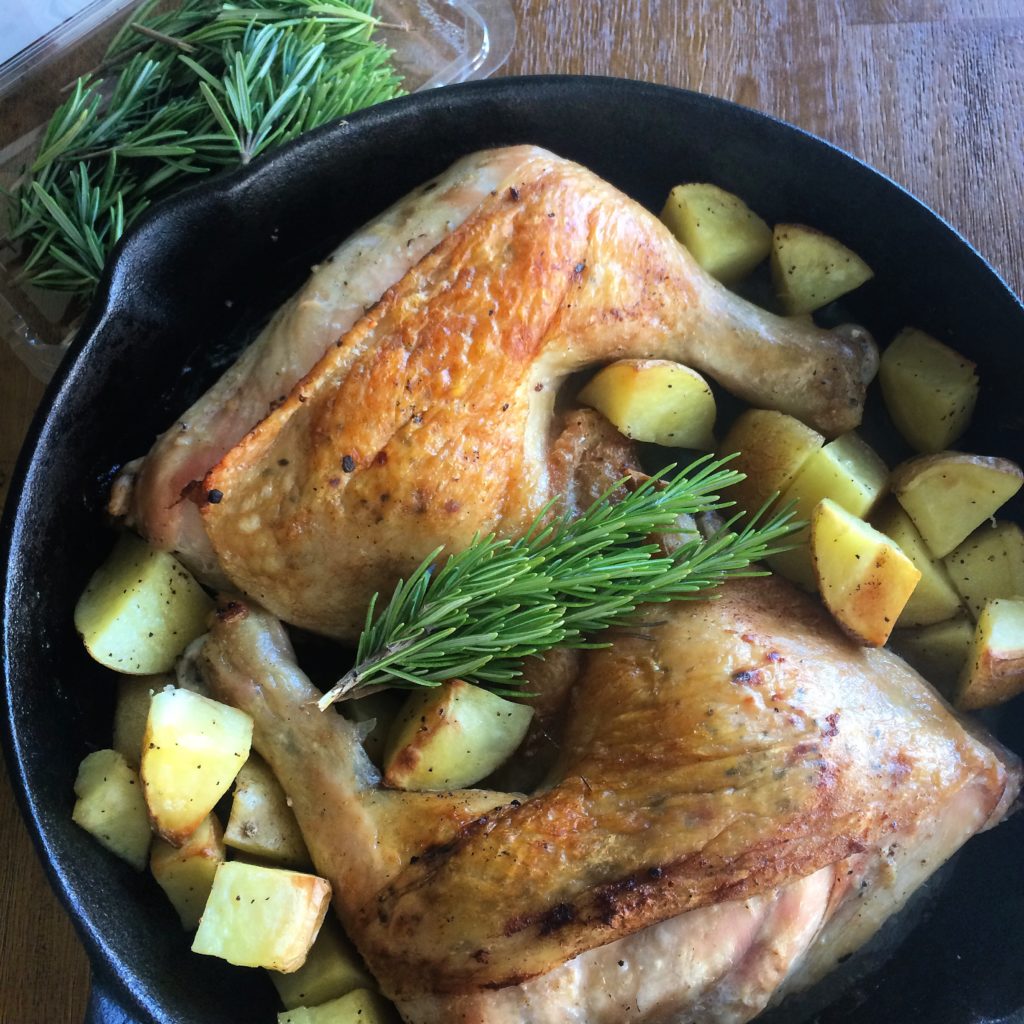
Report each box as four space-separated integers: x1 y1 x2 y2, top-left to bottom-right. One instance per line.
577 359 717 449
660 182 772 284
879 328 979 453
770 223 874 314
74 533 213 674
811 499 921 646
891 452 1024 558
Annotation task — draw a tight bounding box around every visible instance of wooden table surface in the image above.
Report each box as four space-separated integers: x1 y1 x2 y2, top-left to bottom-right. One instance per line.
0 1 1021 1020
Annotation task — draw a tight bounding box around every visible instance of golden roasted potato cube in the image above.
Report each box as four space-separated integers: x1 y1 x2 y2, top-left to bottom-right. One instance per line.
943 521 1024 619
141 687 253 845
954 599 1024 710
577 359 716 449
225 754 310 867
891 616 973 696
383 680 534 791
811 500 920 646
770 223 874 314
112 674 173 769
72 749 151 870
892 452 1024 558
767 432 889 589
192 861 331 972
879 328 979 453
717 410 825 516
74 533 213 674
278 988 398 1024
151 813 225 930
270 919 374 1010
872 500 964 626
659 183 772 284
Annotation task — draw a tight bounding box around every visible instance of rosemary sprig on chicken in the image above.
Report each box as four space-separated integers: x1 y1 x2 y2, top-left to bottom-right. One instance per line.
318 457 799 706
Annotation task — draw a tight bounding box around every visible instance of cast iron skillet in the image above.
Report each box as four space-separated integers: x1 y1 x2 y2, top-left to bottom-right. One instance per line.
2 76 1023 1024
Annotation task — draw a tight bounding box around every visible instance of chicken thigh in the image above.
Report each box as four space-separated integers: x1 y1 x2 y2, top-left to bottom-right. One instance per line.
116 147 877 641
200 577 1018 1023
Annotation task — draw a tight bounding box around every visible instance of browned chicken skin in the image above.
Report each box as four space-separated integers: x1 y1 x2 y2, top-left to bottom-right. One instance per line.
200 578 1018 1022
117 146 877 641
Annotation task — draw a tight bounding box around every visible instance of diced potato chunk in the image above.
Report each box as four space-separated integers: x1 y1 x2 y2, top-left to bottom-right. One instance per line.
74 533 213 674
659 183 772 284
892 452 1024 558
879 328 979 453
192 861 331 972
891 616 973 696
770 223 873 314
383 680 534 791
225 754 310 867
141 687 253 845
270 919 374 1010
811 500 920 646
151 813 225 930
955 599 1024 710
112 674 169 769
717 410 825 517
278 988 397 1024
943 522 1024 619
72 749 151 870
872 501 964 626
577 359 716 449
767 432 889 589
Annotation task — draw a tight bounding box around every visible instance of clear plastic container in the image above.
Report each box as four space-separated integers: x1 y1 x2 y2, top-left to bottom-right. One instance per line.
0 0 515 380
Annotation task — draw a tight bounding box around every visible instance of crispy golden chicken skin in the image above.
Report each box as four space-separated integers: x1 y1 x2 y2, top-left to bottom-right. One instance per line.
197 148 876 640
200 578 1017 1021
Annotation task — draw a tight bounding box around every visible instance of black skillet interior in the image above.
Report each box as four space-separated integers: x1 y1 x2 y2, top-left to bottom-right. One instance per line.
2 76 1023 1024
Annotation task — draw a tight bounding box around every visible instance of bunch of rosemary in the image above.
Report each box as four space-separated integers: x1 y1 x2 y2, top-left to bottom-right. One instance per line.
319 458 799 706
5 0 404 298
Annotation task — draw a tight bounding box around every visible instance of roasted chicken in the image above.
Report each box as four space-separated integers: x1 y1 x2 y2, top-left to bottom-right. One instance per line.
200 579 1019 1023
114 145 877 641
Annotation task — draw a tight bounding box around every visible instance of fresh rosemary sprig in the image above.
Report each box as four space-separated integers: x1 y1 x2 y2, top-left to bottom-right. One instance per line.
318 457 800 707
5 0 404 297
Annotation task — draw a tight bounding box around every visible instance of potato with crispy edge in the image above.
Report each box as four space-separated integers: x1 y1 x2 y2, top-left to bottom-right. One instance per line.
225 754 310 867
383 679 533 791
767 431 889 589
892 452 1024 558
891 616 973 697
770 223 874 314
872 500 964 627
192 861 331 972
659 183 772 284
577 359 716 449
74 532 213 674
72 749 151 870
811 499 920 646
717 409 824 517
141 687 253 845
955 599 1024 710
151 813 225 930
943 521 1024 619
879 328 978 453
270 919 375 1010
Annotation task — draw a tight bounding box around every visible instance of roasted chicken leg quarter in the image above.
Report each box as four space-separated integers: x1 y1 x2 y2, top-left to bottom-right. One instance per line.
116 146 877 641
200 578 1019 1024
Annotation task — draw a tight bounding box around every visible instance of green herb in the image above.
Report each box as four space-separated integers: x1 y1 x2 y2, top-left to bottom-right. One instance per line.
5 0 404 297
318 457 800 707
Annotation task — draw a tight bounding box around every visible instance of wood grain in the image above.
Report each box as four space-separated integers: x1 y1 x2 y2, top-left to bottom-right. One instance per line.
0 1 1020 1020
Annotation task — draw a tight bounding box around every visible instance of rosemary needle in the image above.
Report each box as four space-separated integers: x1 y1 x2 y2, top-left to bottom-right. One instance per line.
318 456 800 707
5 0 404 298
